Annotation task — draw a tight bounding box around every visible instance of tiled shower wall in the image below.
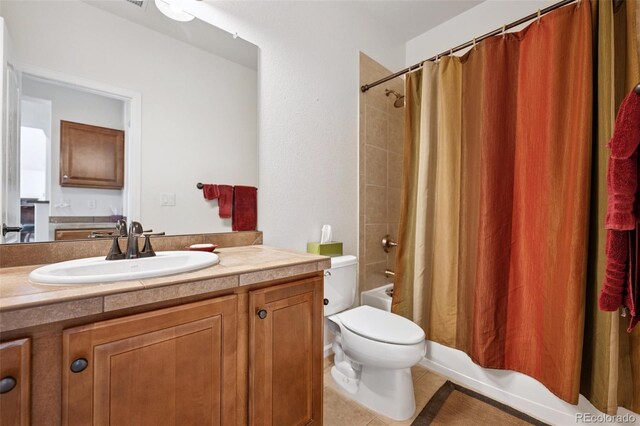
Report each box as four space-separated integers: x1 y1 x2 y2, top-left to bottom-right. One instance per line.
358 53 404 294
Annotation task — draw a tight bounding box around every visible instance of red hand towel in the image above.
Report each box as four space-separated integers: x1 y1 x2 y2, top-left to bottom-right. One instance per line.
202 184 233 219
202 184 219 200
232 186 257 232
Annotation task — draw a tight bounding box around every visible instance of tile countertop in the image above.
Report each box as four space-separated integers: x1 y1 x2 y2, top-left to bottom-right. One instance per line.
0 245 330 332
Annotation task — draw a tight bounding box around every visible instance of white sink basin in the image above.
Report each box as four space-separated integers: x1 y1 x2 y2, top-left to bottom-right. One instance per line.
29 251 219 285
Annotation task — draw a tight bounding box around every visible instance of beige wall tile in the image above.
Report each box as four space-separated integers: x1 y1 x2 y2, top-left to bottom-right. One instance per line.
365 224 388 264
359 53 405 299
387 152 404 189
365 145 388 187
365 185 387 224
387 188 402 224
388 113 405 155
365 105 388 149
364 261 389 292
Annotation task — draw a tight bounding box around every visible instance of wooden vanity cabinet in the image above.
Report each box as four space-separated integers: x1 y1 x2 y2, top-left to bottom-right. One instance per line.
249 276 323 425
5 272 324 425
0 338 30 426
62 295 238 426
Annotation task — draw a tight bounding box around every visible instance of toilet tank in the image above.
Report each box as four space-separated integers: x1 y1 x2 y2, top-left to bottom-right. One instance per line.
323 255 357 316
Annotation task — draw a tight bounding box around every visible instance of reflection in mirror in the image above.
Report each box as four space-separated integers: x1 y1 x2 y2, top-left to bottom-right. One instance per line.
0 0 259 244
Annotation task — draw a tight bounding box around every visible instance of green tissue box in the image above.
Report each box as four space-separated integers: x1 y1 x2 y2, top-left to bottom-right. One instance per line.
307 241 343 257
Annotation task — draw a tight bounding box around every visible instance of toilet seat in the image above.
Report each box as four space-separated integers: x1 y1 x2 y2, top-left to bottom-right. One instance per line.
334 305 425 345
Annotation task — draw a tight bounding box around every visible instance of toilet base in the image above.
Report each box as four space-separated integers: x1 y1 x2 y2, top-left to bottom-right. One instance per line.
331 364 416 421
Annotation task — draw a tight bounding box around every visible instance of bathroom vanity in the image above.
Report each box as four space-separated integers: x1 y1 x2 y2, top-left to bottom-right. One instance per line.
0 239 328 425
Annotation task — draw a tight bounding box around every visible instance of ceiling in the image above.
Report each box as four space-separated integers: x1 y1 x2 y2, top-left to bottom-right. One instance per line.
355 0 484 42
84 0 259 70
84 0 483 70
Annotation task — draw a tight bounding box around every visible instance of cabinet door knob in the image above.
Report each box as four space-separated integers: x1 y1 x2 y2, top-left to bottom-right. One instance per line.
0 376 16 394
62 175 69 180
257 309 268 320
323 298 329 306
70 358 88 373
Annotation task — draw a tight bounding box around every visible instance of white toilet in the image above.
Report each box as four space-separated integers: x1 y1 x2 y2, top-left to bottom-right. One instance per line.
324 255 426 421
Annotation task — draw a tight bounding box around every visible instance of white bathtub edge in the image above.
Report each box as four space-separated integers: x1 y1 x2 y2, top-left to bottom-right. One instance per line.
420 340 639 426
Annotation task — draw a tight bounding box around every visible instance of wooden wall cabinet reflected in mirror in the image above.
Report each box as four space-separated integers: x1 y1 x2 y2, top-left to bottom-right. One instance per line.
59 121 124 189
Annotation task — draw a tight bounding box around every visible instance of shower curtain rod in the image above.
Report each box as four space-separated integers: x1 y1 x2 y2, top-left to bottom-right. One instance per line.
360 0 586 93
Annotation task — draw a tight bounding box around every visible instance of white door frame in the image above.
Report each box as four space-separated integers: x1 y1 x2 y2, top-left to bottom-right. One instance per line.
14 63 142 222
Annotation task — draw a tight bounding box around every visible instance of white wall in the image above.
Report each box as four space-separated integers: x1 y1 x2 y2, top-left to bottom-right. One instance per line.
22 77 125 217
1 1 257 235
405 0 552 66
182 1 406 254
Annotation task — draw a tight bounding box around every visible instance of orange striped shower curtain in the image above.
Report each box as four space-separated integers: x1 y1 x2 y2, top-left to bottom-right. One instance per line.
393 0 640 414
394 1 640 411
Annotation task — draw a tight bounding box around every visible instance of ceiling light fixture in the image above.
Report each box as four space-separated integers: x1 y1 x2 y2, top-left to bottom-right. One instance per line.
154 0 195 22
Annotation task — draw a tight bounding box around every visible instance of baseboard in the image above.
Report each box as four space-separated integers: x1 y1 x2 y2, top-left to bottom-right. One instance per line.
420 341 638 426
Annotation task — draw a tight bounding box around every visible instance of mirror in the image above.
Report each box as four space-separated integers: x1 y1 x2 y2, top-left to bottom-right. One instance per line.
0 0 259 243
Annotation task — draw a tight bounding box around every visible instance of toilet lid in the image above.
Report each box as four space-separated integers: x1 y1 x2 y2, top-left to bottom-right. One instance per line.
336 305 425 345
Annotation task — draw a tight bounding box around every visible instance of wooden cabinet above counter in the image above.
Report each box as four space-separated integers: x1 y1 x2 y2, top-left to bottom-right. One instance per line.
59 120 124 189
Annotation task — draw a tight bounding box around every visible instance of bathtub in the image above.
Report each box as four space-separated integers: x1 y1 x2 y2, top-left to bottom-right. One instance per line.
358 284 639 426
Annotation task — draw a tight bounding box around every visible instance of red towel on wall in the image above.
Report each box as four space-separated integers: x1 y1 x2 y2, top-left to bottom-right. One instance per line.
232 186 257 231
600 89 640 331
202 184 219 200
202 184 233 219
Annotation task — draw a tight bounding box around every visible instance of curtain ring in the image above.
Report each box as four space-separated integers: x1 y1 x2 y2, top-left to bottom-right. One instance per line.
502 25 506 38
435 53 439 63
472 37 476 50
577 0 581 8
537 9 541 24
449 48 453 56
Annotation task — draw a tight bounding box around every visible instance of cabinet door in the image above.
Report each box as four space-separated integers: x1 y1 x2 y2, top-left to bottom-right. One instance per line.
60 120 124 189
63 296 237 426
249 277 323 426
0 338 30 426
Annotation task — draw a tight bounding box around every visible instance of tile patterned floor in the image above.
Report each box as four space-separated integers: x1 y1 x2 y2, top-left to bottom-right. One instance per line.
323 359 448 426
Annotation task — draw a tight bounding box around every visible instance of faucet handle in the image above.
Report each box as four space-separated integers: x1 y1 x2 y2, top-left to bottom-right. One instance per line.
105 236 125 260
139 233 164 258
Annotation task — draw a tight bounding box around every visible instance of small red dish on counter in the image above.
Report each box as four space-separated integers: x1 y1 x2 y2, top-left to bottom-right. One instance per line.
186 243 218 252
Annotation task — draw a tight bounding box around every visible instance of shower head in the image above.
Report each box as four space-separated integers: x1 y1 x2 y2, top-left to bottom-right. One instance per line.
385 89 405 108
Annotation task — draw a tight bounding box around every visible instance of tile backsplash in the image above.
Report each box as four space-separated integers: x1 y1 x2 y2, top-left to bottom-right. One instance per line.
0 231 263 268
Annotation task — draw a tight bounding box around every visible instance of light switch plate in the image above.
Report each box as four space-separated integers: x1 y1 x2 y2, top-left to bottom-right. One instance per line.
160 193 176 206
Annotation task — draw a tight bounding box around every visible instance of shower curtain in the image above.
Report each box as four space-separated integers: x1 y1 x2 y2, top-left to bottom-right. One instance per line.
394 0 640 411
581 0 640 415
